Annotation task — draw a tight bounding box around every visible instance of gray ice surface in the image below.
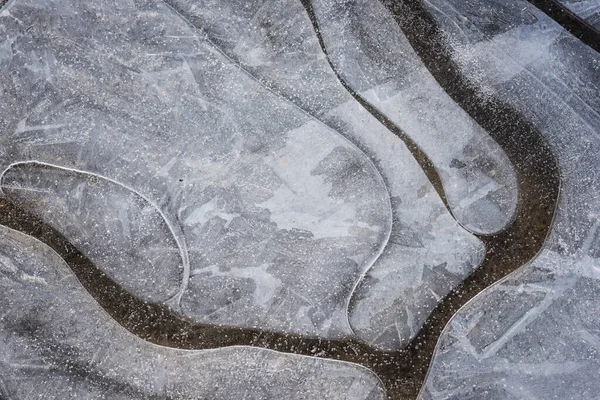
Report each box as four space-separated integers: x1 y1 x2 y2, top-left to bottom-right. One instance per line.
160 0 485 351
2 161 184 304
0 225 386 400
419 0 600 398
5 0 600 398
0 0 394 340
557 0 600 30
310 0 519 236
0 0 487 352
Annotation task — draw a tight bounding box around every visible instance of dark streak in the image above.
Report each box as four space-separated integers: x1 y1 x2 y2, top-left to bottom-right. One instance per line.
296 0 452 215
299 0 560 398
0 199 405 397
527 0 600 53
383 0 559 397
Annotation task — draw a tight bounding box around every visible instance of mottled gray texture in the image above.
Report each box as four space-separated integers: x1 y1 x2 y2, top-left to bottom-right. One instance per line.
162 0 485 351
311 0 518 236
419 0 600 398
0 0 488 352
2 161 184 304
0 0 393 340
558 0 600 30
0 225 386 400
6 0 599 398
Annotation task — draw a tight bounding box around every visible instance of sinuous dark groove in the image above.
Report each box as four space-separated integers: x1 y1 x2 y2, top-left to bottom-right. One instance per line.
0 198 404 396
0 1 560 400
300 0 560 397
382 0 559 397
527 0 600 53
296 0 451 214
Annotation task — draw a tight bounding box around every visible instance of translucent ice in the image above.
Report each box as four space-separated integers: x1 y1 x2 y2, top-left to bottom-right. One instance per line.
0 0 391 339
162 0 485 351
0 225 385 400
2 161 185 304
420 0 600 398
310 0 519 236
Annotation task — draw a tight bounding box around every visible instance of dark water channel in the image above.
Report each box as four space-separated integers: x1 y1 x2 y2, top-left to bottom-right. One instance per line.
527 0 600 52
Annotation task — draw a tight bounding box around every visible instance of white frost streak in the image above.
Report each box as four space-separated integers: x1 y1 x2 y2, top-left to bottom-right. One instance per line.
258 123 378 239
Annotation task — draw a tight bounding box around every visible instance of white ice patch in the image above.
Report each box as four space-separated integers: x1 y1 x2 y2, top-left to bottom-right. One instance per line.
184 196 239 227
258 121 365 239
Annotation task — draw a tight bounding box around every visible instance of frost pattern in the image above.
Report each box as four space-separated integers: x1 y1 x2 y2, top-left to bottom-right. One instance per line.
0 225 386 400
0 0 392 340
421 1 600 398
164 0 485 351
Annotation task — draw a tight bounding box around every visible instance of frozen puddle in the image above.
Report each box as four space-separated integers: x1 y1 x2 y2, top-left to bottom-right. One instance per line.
1 0 598 399
0 225 385 400
0 0 488 355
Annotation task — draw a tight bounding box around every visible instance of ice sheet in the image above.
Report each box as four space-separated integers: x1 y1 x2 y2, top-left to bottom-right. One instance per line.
310 0 519 236
160 0 485 351
0 0 392 340
0 225 385 400
419 0 600 398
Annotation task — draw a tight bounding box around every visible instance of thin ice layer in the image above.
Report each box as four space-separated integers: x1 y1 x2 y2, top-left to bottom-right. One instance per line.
1 161 184 304
161 0 484 350
557 0 600 30
0 0 391 339
420 0 600 398
0 225 386 400
310 0 518 236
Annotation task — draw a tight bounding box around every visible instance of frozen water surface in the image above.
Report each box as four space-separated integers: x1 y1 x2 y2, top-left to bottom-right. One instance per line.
1 161 185 304
0 0 489 353
163 0 485 351
0 0 395 340
418 0 600 398
0 225 385 399
310 0 518 236
1 0 600 398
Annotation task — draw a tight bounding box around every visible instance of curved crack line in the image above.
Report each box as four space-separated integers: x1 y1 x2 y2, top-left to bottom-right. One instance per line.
160 0 395 337
0 161 191 309
299 0 560 397
527 0 600 53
